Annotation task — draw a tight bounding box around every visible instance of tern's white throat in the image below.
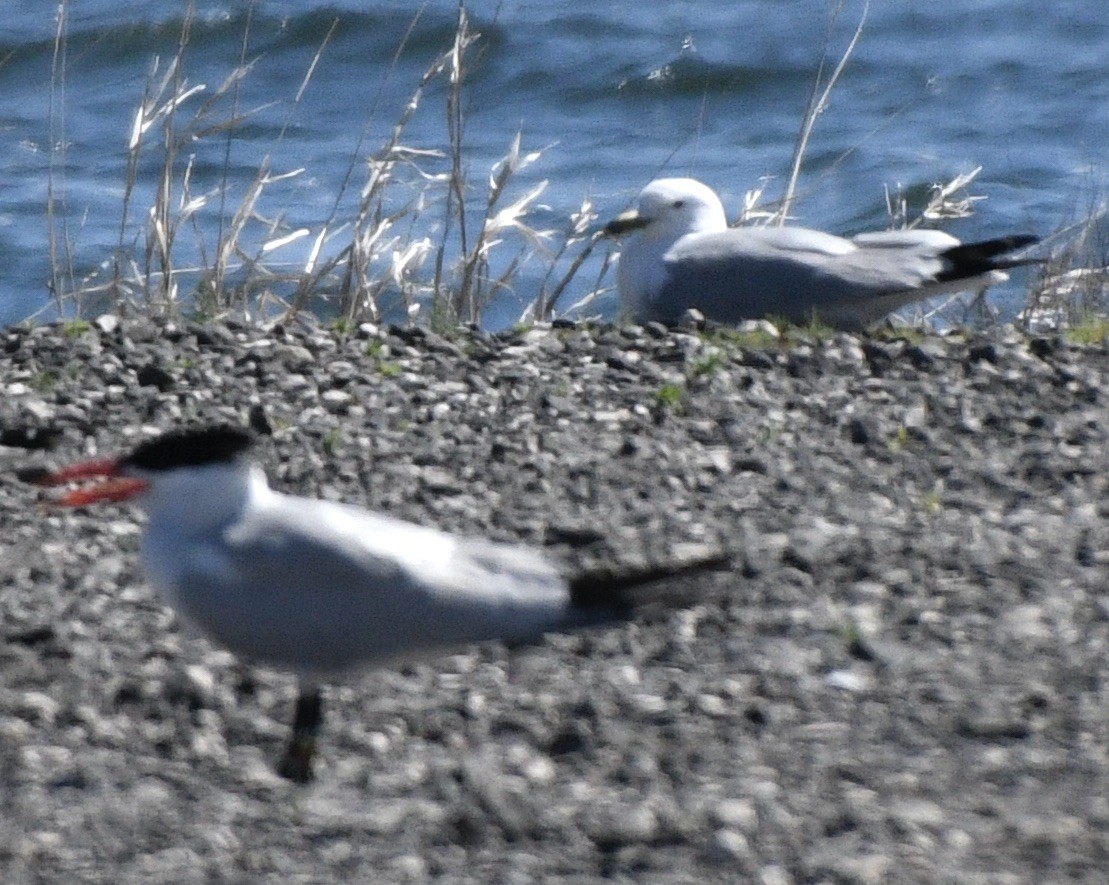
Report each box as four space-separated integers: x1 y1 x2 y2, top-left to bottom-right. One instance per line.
138 461 266 534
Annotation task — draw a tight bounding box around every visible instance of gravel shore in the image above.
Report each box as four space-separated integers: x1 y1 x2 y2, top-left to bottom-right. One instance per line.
1 316 1106 884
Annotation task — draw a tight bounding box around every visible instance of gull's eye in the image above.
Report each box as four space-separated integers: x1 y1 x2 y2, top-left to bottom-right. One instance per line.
672 199 685 209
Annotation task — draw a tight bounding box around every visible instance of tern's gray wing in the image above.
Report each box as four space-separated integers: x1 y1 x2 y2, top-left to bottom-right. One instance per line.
654 226 952 329
149 495 575 675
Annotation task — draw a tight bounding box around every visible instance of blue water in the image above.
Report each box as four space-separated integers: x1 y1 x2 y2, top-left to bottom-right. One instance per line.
1 1 1106 328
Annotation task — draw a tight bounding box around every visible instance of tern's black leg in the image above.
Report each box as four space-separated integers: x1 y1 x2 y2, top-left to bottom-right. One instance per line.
277 683 323 783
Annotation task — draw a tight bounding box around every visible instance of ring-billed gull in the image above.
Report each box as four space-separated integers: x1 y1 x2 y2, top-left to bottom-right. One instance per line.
604 178 1040 329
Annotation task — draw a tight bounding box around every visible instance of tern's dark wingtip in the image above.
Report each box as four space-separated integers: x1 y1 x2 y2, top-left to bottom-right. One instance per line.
568 549 734 611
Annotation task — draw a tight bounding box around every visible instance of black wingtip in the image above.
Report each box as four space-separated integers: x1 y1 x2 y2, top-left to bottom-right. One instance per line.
568 550 733 613
121 425 256 472
936 235 1042 282
965 234 1039 255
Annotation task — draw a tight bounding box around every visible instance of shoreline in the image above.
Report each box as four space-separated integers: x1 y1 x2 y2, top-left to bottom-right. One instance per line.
1 317 1106 882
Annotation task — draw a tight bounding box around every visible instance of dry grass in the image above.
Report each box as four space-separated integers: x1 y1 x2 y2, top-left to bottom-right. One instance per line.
777 0 869 226
685 0 1095 333
42 2 1104 332
47 2 603 329
1018 199 1109 333
884 166 1037 328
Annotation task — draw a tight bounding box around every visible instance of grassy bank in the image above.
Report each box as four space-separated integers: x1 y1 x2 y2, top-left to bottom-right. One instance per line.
40 1 1109 336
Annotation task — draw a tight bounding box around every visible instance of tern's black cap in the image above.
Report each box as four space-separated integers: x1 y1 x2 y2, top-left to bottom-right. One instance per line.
121 426 256 471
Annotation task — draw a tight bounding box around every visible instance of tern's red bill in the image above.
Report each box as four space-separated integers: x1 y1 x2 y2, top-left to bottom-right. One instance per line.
24 457 149 507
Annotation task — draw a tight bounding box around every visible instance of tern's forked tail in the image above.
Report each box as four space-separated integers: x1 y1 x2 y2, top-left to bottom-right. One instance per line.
567 550 733 616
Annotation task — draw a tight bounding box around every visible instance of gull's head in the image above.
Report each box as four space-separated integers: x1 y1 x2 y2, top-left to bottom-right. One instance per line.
605 178 729 320
604 178 728 243
25 425 259 522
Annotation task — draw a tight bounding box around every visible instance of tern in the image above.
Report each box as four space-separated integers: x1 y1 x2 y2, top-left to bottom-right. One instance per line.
27 425 729 781
605 177 1041 330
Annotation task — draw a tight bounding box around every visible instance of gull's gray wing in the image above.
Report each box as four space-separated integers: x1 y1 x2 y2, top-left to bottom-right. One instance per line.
654 226 954 329
849 229 961 250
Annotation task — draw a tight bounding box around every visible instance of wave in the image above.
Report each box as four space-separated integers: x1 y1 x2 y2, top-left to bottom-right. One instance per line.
2 6 503 72
615 53 808 99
